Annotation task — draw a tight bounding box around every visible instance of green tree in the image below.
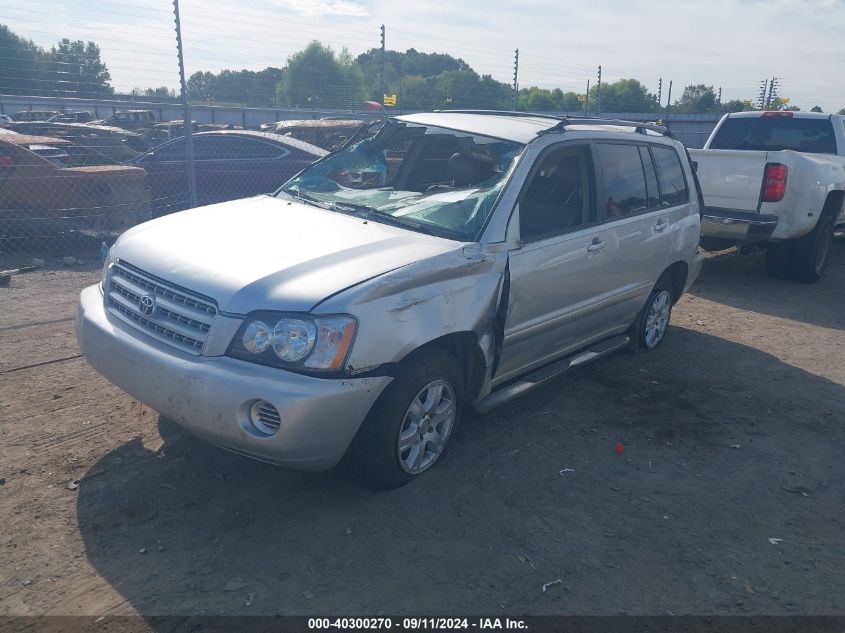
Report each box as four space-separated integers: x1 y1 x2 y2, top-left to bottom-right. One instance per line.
721 99 752 113
839 108 845 115
279 42 366 109
0 24 46 95
674 84 718 113
589 79 657 113
810 105 823 113
48 39 112 97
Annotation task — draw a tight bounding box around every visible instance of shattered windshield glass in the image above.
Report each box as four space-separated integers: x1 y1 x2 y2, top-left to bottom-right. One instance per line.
279 121 524 241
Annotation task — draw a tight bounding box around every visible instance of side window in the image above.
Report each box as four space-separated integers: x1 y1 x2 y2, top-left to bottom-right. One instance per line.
148 139 187 162
652 146 689 207
596 143 648 218
639 146 660 209
519 144 592 240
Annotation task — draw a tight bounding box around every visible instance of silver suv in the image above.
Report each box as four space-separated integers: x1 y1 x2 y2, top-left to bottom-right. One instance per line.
77 111 704 489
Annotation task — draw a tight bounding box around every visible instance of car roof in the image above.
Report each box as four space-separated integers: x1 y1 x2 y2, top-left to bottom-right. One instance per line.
395 112 562 143
393 111 673 144
183 130 328 157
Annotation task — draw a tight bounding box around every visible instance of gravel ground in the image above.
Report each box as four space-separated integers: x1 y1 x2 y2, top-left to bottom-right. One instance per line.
1 243 843 621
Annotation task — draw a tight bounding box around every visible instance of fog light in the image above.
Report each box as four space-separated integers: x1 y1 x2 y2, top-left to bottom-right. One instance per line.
249 400 281 436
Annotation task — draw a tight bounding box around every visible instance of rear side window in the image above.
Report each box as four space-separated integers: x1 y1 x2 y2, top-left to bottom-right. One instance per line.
639 146 660 209
710 116 837 154
595 143 648 219
651 147 689 207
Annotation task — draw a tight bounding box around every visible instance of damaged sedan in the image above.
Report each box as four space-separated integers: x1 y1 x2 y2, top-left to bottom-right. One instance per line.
76 111 704 488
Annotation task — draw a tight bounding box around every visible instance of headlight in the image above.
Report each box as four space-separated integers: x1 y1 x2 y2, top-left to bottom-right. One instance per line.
242 320 271 354
271 318 315 362
229 312 357 373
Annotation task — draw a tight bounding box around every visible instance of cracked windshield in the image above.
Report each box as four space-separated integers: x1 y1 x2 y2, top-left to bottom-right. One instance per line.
282 122 523 240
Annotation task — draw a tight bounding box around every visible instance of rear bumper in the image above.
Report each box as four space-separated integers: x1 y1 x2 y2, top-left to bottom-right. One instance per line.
701 208 779 243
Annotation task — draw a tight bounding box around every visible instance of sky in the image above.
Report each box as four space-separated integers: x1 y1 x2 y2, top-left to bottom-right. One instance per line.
5 0 845 111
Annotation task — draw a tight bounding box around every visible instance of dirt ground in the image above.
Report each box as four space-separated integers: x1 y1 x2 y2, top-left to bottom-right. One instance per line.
1 243 844 621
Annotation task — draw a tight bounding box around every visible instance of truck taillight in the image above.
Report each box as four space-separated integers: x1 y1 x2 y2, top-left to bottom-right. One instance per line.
0 155 12 166
761 163 787 202
761 111 793 118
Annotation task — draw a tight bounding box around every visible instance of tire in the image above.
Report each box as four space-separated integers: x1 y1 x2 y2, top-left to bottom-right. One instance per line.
628 284 673 354
791 215 834 283
764 241 793 280
349 347 463 490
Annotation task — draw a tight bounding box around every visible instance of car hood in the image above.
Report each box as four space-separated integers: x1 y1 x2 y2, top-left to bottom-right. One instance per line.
113 195 462 314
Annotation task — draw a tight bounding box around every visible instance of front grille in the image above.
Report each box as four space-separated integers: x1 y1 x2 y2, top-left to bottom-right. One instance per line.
105 261 217 355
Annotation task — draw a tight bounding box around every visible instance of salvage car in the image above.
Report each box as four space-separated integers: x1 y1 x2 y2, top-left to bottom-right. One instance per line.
0 134 151 240
77 111 703 488
132 130 326 214
691 111 845 282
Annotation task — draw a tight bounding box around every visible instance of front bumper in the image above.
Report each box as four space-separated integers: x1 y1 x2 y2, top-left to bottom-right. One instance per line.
76 284 391 471
700 208 779 243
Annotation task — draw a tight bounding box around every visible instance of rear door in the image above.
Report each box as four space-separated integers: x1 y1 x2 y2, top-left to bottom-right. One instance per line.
194 135 296 205
593 142 681 329
596 141 672 327
496 142 619 383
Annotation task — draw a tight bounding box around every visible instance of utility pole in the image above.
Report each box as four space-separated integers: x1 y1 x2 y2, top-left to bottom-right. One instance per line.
767 77 780 109
379 25 386 116
717 86 722 106
664 80 673 123
657 77 662 109
757 79 768 110
584 79 590 114
596 65 602 114
512 49 519 110
173 0 197 209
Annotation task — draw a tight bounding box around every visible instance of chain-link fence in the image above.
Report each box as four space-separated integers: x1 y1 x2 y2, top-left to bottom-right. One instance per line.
0 0 797 270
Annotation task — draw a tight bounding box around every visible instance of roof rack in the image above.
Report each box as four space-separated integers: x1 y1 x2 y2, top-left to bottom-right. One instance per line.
432 109 672 137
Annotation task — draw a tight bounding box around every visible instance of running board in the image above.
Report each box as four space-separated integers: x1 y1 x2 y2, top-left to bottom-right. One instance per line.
474 334 630 414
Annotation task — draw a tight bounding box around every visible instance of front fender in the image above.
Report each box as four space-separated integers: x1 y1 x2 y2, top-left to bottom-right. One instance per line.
315 247 508 394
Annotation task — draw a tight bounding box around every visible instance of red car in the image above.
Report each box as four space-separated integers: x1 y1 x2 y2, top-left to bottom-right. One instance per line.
133 130 327 215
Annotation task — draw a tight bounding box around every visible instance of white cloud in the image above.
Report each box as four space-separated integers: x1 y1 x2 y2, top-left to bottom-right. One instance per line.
269 0 369 18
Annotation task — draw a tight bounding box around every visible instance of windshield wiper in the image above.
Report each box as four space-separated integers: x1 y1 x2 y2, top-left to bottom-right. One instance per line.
328 202 441 237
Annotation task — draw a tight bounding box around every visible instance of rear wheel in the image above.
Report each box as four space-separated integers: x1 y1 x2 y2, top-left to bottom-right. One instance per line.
791 215 834 283
349 347 463 490
628 285 673 354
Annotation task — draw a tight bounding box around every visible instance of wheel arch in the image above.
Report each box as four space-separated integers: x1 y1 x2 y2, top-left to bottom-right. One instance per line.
395 332 487 403
658 260 689 304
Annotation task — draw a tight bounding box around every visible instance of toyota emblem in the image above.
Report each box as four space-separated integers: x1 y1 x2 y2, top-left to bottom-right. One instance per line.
138 294 157 317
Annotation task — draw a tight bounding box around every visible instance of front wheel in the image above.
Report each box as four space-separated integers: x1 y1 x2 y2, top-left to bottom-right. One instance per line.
349 348 463 490
628 286 673 353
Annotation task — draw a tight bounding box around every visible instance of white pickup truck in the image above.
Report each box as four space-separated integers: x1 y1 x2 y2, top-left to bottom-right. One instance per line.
691 111 845 282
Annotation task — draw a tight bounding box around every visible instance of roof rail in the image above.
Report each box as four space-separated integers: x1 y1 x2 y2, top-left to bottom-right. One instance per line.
432 109 672 137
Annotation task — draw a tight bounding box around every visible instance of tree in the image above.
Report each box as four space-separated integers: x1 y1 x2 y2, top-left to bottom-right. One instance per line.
674 84 718 113
589 79 657 113
130 86 175 99
839 108 845 115
721 99 752 113
810 105 823 113
48 39 112 97
0 24 46 95
279 42 366 109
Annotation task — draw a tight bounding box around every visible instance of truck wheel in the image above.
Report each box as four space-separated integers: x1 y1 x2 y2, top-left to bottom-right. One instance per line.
764 242 792 280
628 284 673 354
791 215 834 283
351 347 463 490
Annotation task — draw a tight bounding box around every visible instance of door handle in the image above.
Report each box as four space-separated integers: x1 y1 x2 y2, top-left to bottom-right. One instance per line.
586 239 606 253
653 219 668 232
